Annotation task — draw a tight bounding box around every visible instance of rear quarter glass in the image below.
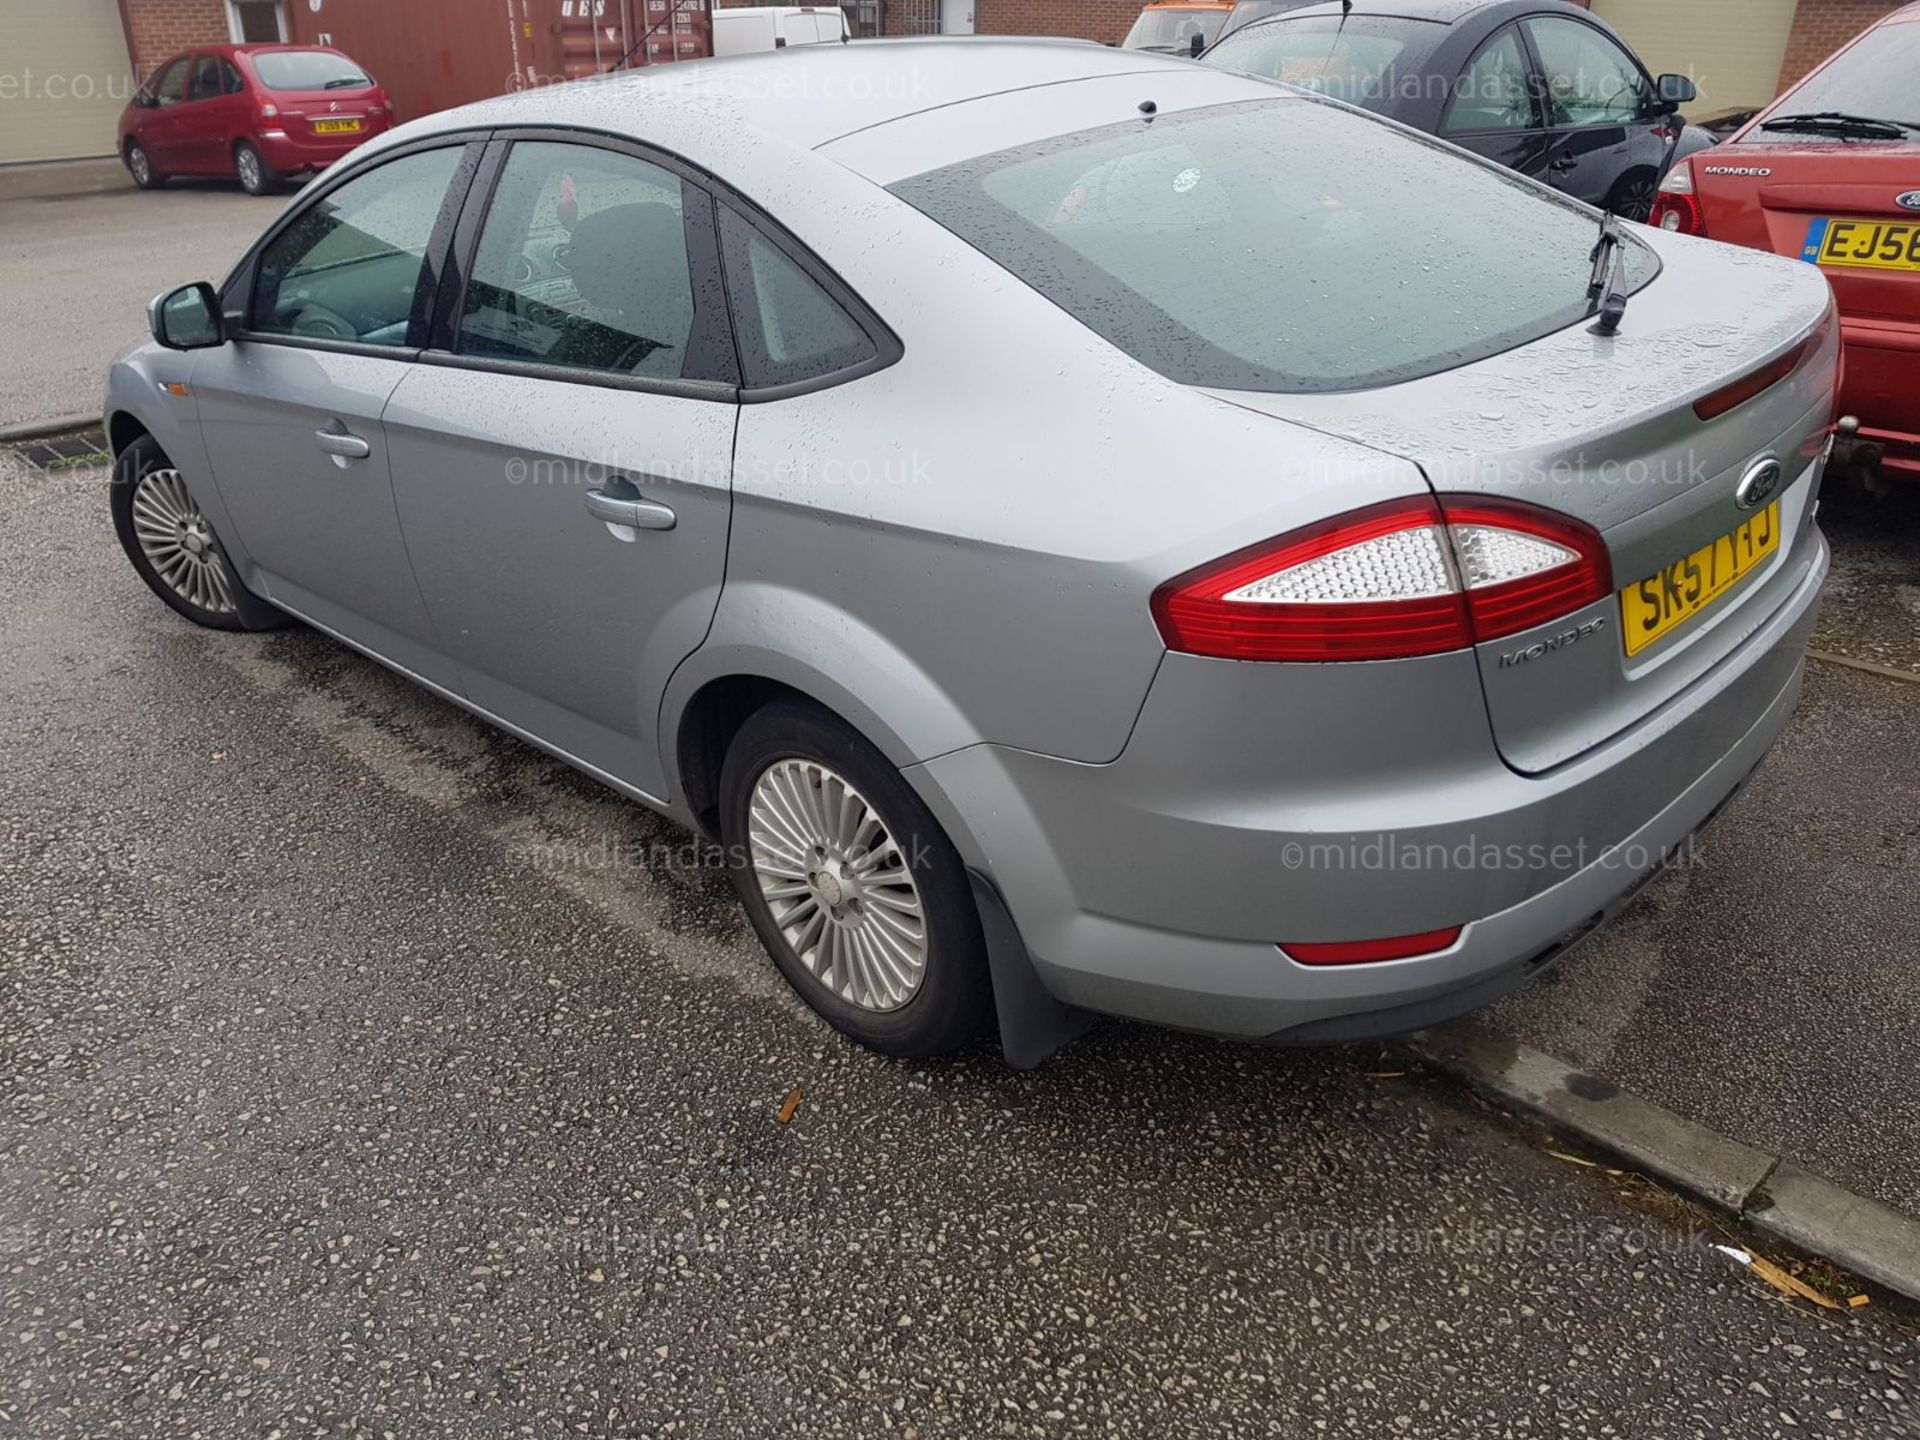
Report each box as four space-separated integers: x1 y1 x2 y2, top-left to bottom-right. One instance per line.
891 97 1657 394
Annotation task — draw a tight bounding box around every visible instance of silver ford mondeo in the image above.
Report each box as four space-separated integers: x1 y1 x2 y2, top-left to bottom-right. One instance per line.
106 40 1836 1061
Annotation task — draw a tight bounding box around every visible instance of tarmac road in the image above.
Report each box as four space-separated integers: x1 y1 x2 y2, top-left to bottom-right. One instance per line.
3 452 1918 1439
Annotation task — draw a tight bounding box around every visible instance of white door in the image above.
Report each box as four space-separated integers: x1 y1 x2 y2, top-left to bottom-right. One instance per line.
940 0 974 36
0 0 134 164
1591 0 1796 113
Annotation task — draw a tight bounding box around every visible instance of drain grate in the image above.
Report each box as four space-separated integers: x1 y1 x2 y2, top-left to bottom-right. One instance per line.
7 429 111 470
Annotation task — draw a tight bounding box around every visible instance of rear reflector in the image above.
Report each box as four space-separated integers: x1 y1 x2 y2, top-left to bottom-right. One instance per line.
1280 926 1464 966
1152 496 1611 662
1693 338 1811 421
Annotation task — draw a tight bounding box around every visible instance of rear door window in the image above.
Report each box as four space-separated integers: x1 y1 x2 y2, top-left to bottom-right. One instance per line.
892 97 1657 393
189 54 222 102
456 141 698 380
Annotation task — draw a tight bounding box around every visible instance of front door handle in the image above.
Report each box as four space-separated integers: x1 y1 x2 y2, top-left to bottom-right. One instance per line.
314 427 371 460
585 488 676 532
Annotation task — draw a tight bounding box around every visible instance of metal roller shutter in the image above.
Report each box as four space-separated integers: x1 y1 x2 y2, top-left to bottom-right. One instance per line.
1591 0 1797 113
0 0 134 164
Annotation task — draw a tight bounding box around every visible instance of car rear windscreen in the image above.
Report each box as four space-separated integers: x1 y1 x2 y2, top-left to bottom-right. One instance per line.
251 51 373 91
1737 22 1920 140
890 97 1656 393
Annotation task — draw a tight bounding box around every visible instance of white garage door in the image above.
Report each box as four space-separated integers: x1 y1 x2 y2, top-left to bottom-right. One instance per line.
0 0 135 165
1591 0 1797 114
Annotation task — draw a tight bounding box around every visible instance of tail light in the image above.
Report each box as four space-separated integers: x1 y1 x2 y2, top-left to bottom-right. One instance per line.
1650 162 1705 236
1151 496 1611 663
1281 926 1463 966
258 101 279 118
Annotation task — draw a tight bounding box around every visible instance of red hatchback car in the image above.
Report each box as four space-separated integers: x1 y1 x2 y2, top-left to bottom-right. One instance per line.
1652 2 1920 484
120 45 393 196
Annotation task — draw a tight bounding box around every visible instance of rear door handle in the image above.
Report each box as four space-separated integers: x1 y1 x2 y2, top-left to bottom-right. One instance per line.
1549 153 1578 173
314 427 371 460
585 488 676 532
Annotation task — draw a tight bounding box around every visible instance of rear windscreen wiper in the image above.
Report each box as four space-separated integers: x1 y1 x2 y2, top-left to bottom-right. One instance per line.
1586 211 1627 337
323 76 371 89
1760 111 1919 138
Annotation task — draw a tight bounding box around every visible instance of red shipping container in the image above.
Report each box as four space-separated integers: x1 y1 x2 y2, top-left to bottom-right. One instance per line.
286 0 713 126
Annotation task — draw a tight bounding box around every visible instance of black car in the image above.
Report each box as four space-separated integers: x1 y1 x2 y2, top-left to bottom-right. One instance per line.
1200 0 1697 218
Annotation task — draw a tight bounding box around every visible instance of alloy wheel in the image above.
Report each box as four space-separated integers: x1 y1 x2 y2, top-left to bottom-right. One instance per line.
131 467 238 615
128 146 151 186
236 147 261 191
745 758 928 1012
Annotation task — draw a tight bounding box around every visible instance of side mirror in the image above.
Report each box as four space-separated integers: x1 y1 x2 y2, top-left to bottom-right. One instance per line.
148 282 226 350
134 91 156 108
1189 32 1206 57
1656 73 1696 108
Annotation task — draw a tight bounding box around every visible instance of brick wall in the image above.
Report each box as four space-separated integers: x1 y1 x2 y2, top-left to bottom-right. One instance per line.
116 0 231 79
975 0 1140 43
1777 0 1906 92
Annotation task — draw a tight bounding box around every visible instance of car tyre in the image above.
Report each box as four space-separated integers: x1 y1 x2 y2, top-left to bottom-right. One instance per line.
234 140 281 196
111 435 287 631
1607 169 1660 222
125 141 165 190
720 698 993 1057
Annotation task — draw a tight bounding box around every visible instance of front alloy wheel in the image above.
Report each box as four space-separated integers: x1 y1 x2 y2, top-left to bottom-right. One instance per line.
110 435 286 632
131 466 238 616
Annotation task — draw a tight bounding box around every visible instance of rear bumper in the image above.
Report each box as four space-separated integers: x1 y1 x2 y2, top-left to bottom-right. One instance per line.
1839 316 1920 477
253 128 379 173
911 529 1828 1041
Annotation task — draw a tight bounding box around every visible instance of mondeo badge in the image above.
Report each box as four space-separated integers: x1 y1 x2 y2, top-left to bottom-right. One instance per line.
1736 456 1784 511
1898 191 1920 212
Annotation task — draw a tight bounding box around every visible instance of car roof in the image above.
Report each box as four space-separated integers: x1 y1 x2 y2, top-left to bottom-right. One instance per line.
390 38 1202 155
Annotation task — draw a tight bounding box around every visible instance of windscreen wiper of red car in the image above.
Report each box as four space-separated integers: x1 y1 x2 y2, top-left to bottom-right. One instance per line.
1760 111 1920 139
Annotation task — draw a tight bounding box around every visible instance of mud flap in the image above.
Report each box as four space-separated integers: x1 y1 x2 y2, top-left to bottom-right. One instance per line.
968 871 1093 1069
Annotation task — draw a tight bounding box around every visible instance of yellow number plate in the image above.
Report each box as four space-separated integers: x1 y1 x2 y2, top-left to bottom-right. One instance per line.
312 118 362 134
1804 216 1920 272
1620 503 1780 657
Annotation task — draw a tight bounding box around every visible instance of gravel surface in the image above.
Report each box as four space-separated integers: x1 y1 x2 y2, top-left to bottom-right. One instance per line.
4 454 1919 1439
1811 484 1920 675
1494 660 1920 1217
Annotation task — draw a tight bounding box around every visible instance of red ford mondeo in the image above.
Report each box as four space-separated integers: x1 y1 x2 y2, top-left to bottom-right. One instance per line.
119 45 393 197
1653 2 1920 485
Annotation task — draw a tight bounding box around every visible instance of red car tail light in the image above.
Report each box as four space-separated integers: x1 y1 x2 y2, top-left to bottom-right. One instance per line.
1650 162 1705 237
1151 496 1611 663
1280 926 1463 966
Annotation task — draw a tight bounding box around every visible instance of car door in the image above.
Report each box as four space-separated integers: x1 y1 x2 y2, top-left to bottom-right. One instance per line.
180 53 226 173
1521 13 1658 211
189 140 481 688
381 137 739 799
139 57 192 170
1437 23 1550 183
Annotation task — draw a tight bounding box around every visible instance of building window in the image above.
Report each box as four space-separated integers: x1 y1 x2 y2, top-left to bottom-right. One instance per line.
227 1 288 43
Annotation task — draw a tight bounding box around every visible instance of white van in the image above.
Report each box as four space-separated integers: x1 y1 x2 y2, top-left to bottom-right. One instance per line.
712 6 852 56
